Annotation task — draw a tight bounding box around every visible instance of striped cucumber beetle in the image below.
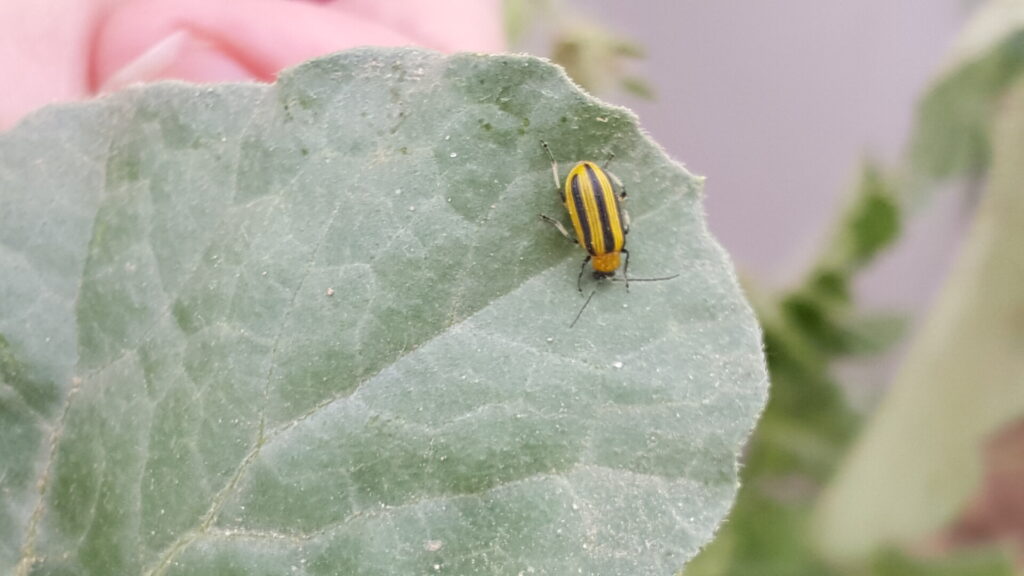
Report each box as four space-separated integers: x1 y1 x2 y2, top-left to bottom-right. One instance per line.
538 141 678 326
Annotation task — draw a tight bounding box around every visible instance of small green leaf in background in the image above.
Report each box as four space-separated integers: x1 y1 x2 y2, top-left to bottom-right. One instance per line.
0 49 767 575
621 76 657 100
503 0 654 100
869 547 1017 576
503 0 547 45
551 23 651 99
814 76 1024 565
906 0 1024 197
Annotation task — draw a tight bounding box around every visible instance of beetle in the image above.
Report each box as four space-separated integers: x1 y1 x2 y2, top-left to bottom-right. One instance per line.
539 140 632 293
538 141 679 326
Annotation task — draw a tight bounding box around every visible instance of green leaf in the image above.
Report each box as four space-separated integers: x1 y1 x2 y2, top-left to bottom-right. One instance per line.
868 547 1015 576
815 77 1024 563
0 49 767 575
906 0 1024 196
551 22 647 97
838 314 907 358
621 77 656 100
503 0 546 45
813 162 901 276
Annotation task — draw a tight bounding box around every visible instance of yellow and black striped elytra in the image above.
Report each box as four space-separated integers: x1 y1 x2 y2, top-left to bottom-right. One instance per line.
540 140 632 292
539 141 679 326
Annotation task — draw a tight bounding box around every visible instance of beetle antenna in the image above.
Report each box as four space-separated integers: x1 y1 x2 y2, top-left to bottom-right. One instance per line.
569 289 597 328
611 273 680 283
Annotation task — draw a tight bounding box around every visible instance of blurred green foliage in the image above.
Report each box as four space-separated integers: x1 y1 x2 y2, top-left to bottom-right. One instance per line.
684 156 1016 575
817 75 1024 566
504 0 654 98
868 548 1017 576
908 23 1024 195
685 1 1024 573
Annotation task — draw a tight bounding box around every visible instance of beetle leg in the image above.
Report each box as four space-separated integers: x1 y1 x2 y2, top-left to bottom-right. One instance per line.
540 214 576 244
540 140 562 198
603 151 616 169
577 255 592 294
621 249 631 292
606 170 627 199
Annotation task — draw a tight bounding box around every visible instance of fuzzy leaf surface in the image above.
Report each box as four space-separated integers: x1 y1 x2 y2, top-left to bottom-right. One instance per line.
0 49 767 576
